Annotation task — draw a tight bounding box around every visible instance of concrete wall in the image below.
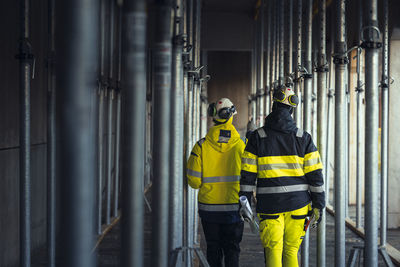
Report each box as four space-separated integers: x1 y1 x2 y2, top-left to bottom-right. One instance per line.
0 1 48 266
201 11 254 51
206 51 251 136
388 30 400 229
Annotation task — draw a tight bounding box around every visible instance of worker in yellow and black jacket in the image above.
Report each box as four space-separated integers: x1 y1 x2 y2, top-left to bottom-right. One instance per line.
240 86 325 267
187 98 246 267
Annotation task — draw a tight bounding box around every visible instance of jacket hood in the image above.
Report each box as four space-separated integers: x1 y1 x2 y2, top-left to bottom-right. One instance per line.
205 117 242 152
264 103 297 133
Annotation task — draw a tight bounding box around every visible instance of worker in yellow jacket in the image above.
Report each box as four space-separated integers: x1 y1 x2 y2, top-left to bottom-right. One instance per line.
240 86 325 267
187 98 246 267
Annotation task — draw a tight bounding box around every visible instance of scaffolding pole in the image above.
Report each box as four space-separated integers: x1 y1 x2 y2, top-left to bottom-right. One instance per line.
106 0 116 225
380 0 389 248
57 0 98 265
363 0 379 265
356 0 363 229
18 0 32 265
286 0 293 80
120 0 147 265
294 0 302 127
257 0 265 126
316 1 327 266
169 0 185 265
300 1 312 266
270 0 276 98
334 0 347 266
151 0 173 266
265 1 271 114
46 0 56 265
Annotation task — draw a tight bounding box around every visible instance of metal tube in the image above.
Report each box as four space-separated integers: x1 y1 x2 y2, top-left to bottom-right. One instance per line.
19 0 32 265
301 1 312 266
334 0 347 265
169 0 184 263
200 51 208 137
46 0 56 265
106 89 114 224
57 0 98 265
270 0 276 96
279 0 284 85
287 0 293 77
294 0 302 127
380 0 389 247
275 0 279 84
325 89 333 206
151 0 173 265
106 0 116 225
120 0 146 265
316 1 327 266
97 0 107 235
113 4 122 218
356 0 363 230
363 0 379 265
265 1 271 115
257 0 264 126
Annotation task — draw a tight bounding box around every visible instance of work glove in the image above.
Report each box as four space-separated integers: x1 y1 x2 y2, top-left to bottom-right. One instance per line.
310 208 322 229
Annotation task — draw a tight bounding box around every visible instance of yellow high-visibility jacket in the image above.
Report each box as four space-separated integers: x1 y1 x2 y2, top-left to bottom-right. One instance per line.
187 117 246 223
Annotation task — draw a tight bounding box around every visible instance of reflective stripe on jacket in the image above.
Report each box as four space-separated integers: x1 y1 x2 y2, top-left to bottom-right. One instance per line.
187 117 246 223
240 105 325 214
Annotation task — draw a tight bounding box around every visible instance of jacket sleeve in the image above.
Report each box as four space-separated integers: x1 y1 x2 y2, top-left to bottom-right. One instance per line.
240 131 258 202
187 140 203 189
303 134 326 210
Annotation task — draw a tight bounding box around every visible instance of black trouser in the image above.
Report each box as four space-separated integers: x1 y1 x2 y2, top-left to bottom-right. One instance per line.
201 220 244 267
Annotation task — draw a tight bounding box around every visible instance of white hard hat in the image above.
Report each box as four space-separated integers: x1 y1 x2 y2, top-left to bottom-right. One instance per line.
208 98 237 120
273 86 299 107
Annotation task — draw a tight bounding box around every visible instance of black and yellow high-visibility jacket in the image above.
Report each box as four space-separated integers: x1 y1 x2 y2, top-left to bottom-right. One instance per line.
187 117 246 223
240 104 325 214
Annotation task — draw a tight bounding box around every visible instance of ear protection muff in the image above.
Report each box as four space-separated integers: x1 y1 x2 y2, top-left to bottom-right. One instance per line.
217 105 236 119
288 94 299 106
207 103 217 117
273 89 286 102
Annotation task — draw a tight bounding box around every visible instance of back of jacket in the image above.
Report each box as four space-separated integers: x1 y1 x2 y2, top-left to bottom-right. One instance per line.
240 105 325 214
187 117 246 223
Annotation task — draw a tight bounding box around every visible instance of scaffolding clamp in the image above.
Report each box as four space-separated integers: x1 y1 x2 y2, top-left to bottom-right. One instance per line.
360 25 382 49
16 38 35 79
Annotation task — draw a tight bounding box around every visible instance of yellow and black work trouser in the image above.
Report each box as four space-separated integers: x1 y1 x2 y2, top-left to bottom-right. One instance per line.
258 204 311 267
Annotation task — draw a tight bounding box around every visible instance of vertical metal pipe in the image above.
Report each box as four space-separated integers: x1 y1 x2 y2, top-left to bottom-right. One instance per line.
106 89 114 224
46 0 56 265
334 0 347 266
356 47 363 228
97 0 107 235
316 0 327 266
276 0 279 88
301 1 312 266
200 51 208 137
265 1 271 115
270 0 275 93
325 88 333 206
151 0 173 266
57 0 98 265
287 0 293 78
120 0 146 265
294 0 302 127
113 4 122 218
279 0 284 85
257 0 264 126
18 0 32 265
106 0 116 225
363 0 379 265
252 25 257 122
356 0 363 230
380 0 389 247
169 0 184 263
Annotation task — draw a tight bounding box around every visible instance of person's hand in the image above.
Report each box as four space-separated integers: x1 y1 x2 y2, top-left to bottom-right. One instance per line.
311 208 322 228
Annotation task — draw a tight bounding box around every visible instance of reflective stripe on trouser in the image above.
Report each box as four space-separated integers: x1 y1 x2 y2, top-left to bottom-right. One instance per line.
258 204 311 267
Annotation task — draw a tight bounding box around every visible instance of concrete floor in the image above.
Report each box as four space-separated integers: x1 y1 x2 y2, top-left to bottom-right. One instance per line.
30 188 400 267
